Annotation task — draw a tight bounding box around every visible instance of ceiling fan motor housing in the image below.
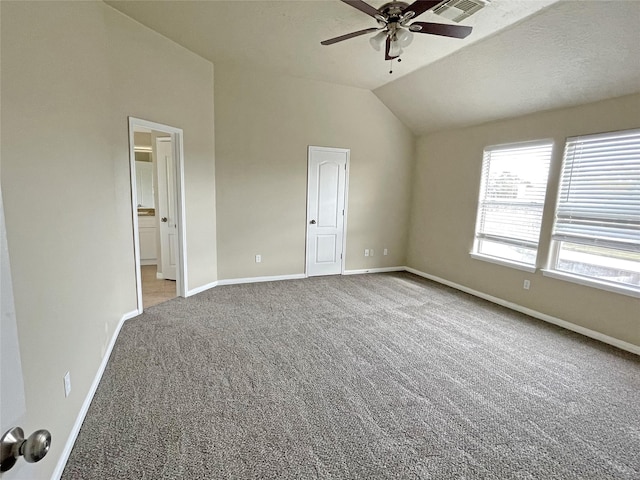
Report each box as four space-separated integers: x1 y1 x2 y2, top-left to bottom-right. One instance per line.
377 2 414 44
379 2 411 20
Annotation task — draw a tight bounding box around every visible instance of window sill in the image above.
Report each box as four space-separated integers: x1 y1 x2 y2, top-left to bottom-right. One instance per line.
541 269 640 298
470 253 536 273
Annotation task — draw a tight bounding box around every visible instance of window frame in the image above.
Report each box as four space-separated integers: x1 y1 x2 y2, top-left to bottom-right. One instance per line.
545 128 640 298
543 246 640 298
471 139 554 271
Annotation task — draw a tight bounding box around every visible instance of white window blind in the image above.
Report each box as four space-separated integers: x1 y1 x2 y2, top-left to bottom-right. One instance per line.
552 129 640 253
474 140 553 267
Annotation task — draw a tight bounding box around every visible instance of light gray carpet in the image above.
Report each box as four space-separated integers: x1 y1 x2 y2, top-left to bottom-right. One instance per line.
62 273 640 479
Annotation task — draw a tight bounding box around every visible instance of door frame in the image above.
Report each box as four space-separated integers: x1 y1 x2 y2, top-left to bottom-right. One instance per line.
128 117 187 313
305 145 350 277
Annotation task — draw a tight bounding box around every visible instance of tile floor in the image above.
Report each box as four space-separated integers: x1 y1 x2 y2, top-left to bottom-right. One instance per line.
141 264 177 308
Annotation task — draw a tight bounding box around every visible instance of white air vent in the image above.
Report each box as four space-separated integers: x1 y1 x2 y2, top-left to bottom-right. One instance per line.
433 0 490 23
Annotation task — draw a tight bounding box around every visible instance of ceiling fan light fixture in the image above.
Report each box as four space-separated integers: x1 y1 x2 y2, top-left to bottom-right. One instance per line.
388 40 403 58
396 28 413 47
369 30 387 51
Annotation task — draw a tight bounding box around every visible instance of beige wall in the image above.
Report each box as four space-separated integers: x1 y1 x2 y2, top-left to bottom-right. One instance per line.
1 3 637 479
214 63 414 279
0 2 216 478
408 93 640 347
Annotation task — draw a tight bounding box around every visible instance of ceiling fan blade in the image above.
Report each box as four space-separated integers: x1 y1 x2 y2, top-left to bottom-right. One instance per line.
402 1 442 19
340 0 382 18
410 22 473 39
321 27 379 46
384 37 399 60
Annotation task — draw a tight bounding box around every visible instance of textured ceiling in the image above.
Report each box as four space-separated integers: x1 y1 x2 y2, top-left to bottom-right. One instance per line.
106 0 640 135
375 0 640 134
105 0 556 91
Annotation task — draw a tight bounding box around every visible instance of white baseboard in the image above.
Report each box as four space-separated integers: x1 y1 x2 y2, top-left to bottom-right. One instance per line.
186 281 218 297
51 309 139 480
405 267 640 355
156 272 164 280
139 259 157 266
218 273 306 286
192 268 405 291
343 266 406 275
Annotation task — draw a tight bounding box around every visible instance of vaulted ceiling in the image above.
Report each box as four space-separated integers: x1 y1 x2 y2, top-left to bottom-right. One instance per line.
107 0 640 135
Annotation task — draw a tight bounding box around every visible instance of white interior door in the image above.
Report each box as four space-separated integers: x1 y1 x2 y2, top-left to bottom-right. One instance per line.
306 146 348 277
1 189 29 479
156 137 178 281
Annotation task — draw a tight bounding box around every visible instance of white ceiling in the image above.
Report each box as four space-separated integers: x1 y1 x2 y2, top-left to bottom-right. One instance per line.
105 0 557 90
375 0 640 134
106 0 640 135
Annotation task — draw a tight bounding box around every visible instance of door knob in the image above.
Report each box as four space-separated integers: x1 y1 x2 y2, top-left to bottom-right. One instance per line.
161 217 168 222
1 427 51 472
310 220 316 224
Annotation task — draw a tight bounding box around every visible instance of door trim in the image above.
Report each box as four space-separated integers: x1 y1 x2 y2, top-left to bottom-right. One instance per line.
305 146 350 277
128 117 187 313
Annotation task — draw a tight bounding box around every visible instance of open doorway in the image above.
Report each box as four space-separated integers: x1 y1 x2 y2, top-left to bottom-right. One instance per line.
128 117 187 313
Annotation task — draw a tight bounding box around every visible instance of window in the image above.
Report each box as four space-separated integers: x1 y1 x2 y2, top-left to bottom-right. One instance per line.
472 140 553 271
546 129 640 295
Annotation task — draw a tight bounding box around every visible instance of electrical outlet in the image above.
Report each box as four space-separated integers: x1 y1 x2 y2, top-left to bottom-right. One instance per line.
255 254 261 263
523 279 530 290
364 249 369 257
64 371 71 397
383 248 388 256
370 249 374 257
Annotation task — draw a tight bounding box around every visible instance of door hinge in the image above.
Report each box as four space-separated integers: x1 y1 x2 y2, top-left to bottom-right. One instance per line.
341 253 343 259
342 209 344 216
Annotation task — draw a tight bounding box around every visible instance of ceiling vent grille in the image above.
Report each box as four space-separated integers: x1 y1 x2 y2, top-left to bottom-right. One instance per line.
432 0 490 23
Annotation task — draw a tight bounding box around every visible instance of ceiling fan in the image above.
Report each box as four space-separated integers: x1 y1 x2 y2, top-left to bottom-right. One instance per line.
321 0 472 62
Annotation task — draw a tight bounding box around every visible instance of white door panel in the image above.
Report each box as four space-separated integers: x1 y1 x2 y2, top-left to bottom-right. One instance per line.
318 162 340 227
156 137 177 281
316 234 338 263
307 147 348 277
1 190 29 479
168 232 178 265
